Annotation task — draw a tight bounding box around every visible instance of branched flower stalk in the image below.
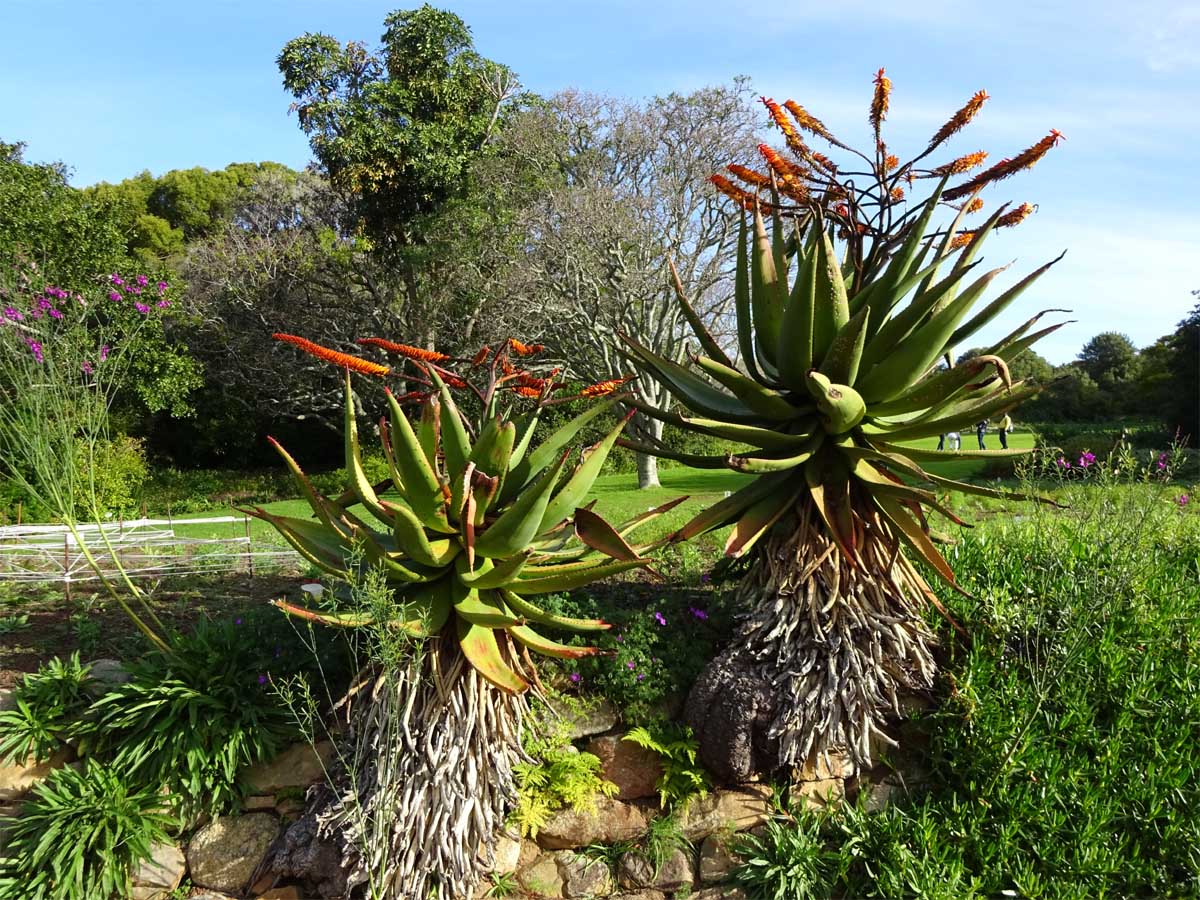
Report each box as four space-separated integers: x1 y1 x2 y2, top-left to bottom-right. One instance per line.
626 73 1068 779
0 268 176 653
258 334 669 898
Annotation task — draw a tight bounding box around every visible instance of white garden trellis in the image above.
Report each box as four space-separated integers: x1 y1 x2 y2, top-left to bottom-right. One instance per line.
0 517 300 593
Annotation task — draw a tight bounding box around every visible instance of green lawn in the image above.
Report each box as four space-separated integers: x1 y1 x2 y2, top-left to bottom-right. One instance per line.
171 431 1035 546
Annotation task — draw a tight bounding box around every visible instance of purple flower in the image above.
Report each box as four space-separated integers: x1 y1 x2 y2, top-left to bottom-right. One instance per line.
257 674 268 685
37 298 52 310
1056 457 1071 469
3 306 22 321
653 611 666 626
234 617 243 625
1178 494 1190 508
626 660 636 670
130 286 142 295
157 299 171 309
108 291 121 302
49 308 62 319
700 572 711 584
689 606 709 621
100 344 110 361
135 274 149 287
110 274 124 286
134 302 150 315
636 674 646 681
1078 451 1096 468
26 339 43 363
156 281 168 293
615 634 623 643
81 361 94 375
1157 453 1168 471
569 672 582 684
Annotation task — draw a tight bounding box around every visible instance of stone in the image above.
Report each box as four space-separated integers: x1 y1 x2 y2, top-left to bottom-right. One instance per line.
565 698 620 740
585 735 662 801
698 833 743 883
557 850 614 897
189 894 238 900
519 853 566 897
244 741 334 794
491 831 523 875
258 889 302 899
694 887 749 899
613 893 666 900
790 778 844 810
684 652 778 784
678 786 773 841
617 847 694 891
0 746 74 801
266 807 348 899
794 749 852 782
0 689 16 713
84 658 131 695
186 813 279 893
128 841 186 900
244 795 276 811
537 797 651 850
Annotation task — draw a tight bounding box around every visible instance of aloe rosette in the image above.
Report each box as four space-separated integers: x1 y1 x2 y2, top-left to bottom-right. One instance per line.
623 76 1067 776
249 337 675 693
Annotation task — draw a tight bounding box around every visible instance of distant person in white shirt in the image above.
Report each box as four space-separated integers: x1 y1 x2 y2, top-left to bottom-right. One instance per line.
937 432 961 451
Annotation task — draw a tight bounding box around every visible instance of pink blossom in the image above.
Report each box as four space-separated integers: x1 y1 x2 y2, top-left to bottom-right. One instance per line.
81 361 94 375
135 274 149 287
134 302 150 315
3 306 22 321
1179 494 1190 508
108 291 121 302
156 281 168 293
25 339 43 363
157 299 171 309
100 344 110 361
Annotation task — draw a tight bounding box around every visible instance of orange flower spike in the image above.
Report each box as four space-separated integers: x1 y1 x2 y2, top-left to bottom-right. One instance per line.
726 164 772 189
884 154 900 171
508 338 545 358
870 68 892 134
997 202 1035 228
949 231 976 249
709 175 758 211
356 337 450 363
964 197 985 213
761 97 798 142
274 333 391 377
931 151 989 177
890 187 905 201
943 130 1064 200
470 345 491 367
809 152 839 175
580 376 633 398
511 385 542 399
926 89 990 151
781 100 847 149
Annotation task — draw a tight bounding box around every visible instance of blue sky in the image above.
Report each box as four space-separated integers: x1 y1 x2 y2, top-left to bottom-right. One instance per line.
3 0 1197 364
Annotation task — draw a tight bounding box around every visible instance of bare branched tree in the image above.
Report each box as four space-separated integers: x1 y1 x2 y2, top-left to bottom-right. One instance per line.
513 82 760 486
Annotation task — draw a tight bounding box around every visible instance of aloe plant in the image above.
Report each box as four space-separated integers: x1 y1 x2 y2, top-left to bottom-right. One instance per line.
623 74 1067 776
255 334 667 898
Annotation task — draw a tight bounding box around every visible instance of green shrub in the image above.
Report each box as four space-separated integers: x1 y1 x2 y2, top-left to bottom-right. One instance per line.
732 815 836 900
0 653 93 763
0 760 175 900
77 619 299 819
623 723 711 808
73 433 147 516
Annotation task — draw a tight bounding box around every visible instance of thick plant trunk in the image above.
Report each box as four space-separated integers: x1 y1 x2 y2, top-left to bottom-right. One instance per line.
267 638 530 899
635 416 663 489
685 497 937 783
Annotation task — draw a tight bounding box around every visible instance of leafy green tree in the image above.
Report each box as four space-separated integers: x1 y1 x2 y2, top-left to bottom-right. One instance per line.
277 5 525 344
0 142 128 289
1137 299 1199 442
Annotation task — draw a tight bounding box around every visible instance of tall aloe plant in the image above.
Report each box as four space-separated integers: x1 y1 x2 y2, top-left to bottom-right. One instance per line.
622 74 1067 778
252 335 667 899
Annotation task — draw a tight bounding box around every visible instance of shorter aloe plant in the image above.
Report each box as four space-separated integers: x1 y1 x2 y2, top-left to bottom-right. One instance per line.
254 335 672 899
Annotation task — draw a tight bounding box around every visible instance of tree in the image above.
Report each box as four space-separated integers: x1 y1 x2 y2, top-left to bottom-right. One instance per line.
1137 299 1199 442
514 83 759 487
277 5 524 346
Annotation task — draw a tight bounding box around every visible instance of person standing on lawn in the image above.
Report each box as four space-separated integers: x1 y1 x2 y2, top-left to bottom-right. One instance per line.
975 420 988 450
998 413 1012 449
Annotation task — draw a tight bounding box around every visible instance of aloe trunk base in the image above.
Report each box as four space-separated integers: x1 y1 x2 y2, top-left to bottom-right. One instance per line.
688 499 937 780
269 638 531 900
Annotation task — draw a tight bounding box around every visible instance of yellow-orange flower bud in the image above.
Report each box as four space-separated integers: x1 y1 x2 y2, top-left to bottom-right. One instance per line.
274 333 391 376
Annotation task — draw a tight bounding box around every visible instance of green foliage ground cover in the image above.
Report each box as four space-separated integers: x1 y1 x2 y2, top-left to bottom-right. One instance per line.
729 473 1200 899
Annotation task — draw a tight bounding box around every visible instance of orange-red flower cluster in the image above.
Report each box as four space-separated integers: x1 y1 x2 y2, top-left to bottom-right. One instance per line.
944 130 1064 200
884 154 900 171
392 390 432 404
581 376 633 398
930 150 988 177
782 100 848 150
963 197 985 213
997 202 1035 228
926 90 989 151
709 175 758 211
356 337 450 363
470 346 491 367
273 333 391 377
726 164 772 189
870 68 891 133
508 338 545 358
